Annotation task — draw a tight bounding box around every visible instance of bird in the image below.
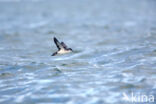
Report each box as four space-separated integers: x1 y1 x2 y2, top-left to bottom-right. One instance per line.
51 37 73 56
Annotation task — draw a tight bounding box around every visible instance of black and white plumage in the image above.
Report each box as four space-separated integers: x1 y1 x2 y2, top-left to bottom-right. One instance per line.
51 37 73 56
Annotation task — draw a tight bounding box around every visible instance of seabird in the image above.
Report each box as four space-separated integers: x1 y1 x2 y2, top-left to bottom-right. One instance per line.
51 37 73 56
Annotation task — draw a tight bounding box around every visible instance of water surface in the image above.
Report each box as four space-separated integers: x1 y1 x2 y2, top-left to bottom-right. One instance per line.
0 0 156 104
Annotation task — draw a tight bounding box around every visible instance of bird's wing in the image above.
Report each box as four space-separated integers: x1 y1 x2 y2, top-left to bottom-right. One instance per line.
61 42 68 49
53 37 64 50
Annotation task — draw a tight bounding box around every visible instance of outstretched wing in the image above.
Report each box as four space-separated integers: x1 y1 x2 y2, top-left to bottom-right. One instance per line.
53 37 63 50
61 42 68 49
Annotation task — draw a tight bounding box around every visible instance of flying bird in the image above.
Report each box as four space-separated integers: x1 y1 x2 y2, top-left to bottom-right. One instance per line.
52 37 73 56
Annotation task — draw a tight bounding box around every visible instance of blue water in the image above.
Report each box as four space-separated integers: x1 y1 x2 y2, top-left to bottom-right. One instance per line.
0 0 156 104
